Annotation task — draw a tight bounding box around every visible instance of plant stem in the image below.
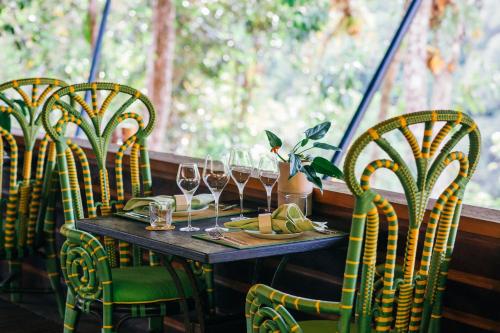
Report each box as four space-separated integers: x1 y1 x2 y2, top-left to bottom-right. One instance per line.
291 141 302 154
274 152 287 163
296 146 315 156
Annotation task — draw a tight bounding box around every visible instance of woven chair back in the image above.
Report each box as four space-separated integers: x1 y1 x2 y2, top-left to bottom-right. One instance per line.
42 82 158 268
0 78 68 257
340 110 480 332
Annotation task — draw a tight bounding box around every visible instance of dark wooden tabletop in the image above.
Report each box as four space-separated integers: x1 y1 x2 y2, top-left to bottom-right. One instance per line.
76 215 347 264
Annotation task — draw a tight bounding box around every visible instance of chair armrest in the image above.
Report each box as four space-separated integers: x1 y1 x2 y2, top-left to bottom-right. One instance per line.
246 284 341 333
60 224 113 302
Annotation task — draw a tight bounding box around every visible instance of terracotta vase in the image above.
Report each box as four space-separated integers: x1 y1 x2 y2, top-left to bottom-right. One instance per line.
277 162 313 216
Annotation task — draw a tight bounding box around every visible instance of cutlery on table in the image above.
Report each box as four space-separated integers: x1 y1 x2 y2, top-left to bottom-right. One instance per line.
206 229 248 246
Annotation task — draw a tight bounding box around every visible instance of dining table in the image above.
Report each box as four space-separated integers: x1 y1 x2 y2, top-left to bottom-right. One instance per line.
76 210 347 332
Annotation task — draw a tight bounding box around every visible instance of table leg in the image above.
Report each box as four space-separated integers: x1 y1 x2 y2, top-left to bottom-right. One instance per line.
270 255 290 288
251 258 263 284
180 259 205 332
163 257 192 333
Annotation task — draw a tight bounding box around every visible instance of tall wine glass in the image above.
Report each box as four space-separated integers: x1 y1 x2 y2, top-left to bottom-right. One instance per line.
203 155 230 232
176 163 201 232
229 148 254 221
258 155 280 213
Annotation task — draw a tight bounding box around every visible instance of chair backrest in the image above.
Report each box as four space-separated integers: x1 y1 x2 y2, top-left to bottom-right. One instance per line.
41 82 157 268
339 110 480 333
0 78 68 256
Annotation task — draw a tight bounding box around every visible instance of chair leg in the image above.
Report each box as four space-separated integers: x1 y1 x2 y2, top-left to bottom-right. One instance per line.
148 317 164 333
45 256 65 318
428 316 441 333
44 238 65 318
8 260 21 302
102 302 115 333
63 292 80 333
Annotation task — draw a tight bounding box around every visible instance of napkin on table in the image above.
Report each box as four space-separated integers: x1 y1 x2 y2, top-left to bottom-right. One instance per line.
224 203 314 234
123 194 213 215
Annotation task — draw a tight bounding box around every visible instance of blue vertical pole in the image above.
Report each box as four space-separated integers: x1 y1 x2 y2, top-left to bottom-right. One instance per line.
75 0 112 136
329 0 422 167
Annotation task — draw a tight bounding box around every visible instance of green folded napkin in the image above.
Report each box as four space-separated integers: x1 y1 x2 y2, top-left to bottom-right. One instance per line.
123 194 213 215
224 203 314 234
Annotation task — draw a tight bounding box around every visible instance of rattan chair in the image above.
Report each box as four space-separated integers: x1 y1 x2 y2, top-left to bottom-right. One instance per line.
245 110 480 333
0 78 67 316
41 82 204 333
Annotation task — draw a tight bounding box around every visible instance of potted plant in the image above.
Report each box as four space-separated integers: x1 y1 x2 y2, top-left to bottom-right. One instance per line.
265 122 343 214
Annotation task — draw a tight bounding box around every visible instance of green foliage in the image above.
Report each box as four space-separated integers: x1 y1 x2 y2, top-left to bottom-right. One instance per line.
304 121 330 140
0 0 498 208
265 121 343 190
265 130 282 150
288 153 302 179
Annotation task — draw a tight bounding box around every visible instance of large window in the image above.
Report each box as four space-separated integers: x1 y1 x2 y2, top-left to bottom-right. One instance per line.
1 0 498 209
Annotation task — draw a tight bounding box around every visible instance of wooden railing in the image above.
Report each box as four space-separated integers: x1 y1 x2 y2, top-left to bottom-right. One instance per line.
4 134 500 332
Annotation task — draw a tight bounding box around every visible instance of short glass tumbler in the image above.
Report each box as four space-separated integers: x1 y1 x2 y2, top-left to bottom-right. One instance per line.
149 201 174 229
284 193 308 216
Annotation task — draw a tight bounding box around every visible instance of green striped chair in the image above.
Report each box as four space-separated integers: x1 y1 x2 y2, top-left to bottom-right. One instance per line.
0 78 67 316
245 110 480 333
41 82 203 333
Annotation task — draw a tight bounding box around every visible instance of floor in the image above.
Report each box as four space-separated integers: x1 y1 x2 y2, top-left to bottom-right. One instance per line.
0 292 184 333
0 297 60 333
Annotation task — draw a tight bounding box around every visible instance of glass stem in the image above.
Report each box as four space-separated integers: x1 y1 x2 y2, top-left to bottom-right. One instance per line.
187 196 192 228
266 187 272 213
239 190 244 218
214 193 220 227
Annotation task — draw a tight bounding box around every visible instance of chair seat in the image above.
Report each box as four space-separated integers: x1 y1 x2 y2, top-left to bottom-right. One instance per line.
299 320 339 333
111 266 196 304
298 320 378 333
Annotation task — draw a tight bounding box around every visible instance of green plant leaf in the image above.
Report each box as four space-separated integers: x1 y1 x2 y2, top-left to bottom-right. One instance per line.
301 164 323 190
300 138 309 147
288 153 302 179
265 130 282 149
313 142 341 151
311 156 343 179
304 121 331 140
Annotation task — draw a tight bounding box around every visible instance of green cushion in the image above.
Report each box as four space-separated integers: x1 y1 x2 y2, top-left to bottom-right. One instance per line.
298 320 379 333
298 320 338 333
111 266 196 304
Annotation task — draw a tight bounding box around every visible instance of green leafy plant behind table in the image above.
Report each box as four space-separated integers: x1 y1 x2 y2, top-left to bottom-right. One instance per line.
265 121 343 190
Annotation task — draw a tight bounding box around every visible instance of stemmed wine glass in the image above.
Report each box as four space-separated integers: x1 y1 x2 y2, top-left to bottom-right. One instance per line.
258 155 280 213
176 163 201 232
229 148 254 221
203 155 230 232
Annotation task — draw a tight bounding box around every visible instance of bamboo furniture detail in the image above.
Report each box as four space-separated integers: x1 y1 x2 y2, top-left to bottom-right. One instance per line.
41 82 200 333
0 78 68 316
245 110 481 333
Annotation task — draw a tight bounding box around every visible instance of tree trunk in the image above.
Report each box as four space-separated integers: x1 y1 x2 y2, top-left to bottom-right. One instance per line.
430 17 464 108
148 0 176 151
88 0 98 49
403 0 432 112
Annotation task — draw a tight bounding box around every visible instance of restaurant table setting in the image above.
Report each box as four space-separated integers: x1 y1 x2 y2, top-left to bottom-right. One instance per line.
114 150 345 248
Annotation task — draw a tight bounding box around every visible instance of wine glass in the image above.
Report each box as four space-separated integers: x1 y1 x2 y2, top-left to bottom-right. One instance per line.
203 155 230 232
176 163 201 232
229 148 254 221
258 155 280 213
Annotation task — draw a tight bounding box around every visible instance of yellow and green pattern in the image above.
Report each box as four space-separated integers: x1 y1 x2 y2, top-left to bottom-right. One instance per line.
42 82 202 333
0 78 68 316
245 110 480 333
